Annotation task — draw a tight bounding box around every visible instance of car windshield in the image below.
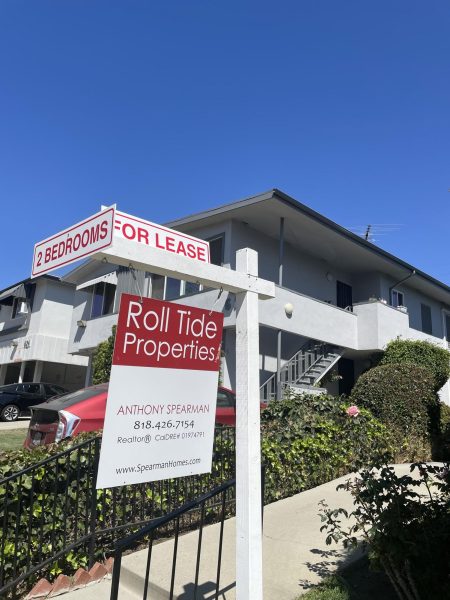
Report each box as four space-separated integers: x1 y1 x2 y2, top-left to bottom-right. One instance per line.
43 384 109 409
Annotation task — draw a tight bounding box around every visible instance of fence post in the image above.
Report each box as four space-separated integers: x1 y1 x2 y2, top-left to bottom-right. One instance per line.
88 437 101 569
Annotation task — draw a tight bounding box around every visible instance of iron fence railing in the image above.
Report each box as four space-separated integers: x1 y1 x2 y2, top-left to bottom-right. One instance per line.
110 478 236 600
0 427 235 599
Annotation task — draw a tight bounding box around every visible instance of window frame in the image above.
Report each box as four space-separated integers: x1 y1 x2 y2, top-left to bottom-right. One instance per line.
420 303 433 335
391 289 405 308
90 282 117 319
11 297 28 319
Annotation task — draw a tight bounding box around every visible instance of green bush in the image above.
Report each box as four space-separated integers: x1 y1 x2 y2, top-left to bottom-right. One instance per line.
351 363 438 461
320 462 450 600
92 326 116 384
381 338 450 392
261 393 391 502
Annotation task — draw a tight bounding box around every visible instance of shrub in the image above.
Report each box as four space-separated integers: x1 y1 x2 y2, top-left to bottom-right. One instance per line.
351 363 438 461
261 393 391 502
381 338 450 392
92 326 116 384
320 462 450 600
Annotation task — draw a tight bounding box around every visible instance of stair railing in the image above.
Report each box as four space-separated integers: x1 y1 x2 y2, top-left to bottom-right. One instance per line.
260 340 330 402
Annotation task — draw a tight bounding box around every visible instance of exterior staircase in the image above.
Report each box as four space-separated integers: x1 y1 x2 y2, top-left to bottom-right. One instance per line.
260 340 344 401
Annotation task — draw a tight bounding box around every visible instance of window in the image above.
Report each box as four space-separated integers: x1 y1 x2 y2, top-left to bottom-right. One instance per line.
421 304 433 335
11 298 28 319
208 235 224 266
91 282 116 318
44 384 66 397
23 383 40 394
391 290 405 307
151 275 165 300
165 278 182 301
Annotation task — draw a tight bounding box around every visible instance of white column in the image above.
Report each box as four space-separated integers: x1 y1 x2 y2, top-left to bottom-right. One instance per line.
235 248 263 600
33 360 44 382
84 355 93 387
18 361 26 383
0 364 7 385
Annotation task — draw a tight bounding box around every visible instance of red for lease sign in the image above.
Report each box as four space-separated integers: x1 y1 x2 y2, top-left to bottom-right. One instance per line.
114 210 210 263
96 294 224 489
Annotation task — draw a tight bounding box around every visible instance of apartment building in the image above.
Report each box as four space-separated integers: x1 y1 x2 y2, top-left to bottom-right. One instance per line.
0 276 87 390
64 189 450 403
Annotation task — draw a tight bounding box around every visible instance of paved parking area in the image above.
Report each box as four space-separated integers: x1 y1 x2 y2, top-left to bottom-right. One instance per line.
0 417 30 430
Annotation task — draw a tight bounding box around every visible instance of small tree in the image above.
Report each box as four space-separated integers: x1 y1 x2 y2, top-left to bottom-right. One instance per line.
92 326 116 384
381 338 450 392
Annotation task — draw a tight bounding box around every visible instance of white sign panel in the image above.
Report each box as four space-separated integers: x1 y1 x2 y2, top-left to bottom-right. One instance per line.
113 210 211 263
31 207 115 277
96 294 224 488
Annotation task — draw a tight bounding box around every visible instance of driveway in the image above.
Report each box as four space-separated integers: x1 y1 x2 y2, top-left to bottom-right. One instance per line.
0 417 30 430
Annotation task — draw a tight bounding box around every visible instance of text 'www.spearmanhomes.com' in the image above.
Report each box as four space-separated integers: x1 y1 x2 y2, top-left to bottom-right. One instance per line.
115 457 202 475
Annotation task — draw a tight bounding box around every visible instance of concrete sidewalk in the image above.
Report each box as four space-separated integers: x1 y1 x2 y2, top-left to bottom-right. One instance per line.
58 467 386 600
0 417 30 431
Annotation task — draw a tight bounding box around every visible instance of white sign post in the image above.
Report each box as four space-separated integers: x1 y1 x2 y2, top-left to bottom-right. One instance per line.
96 294 224 488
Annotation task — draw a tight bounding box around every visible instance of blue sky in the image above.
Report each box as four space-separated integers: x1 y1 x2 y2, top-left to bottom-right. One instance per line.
1 0 449 290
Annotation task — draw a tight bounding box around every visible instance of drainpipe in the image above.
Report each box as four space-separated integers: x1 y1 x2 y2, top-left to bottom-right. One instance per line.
276 218 284 400
389 270 416 305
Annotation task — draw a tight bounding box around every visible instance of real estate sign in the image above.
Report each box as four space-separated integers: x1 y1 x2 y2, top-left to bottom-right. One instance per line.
113 210 211 263
96 293 224 488
31 207 115 277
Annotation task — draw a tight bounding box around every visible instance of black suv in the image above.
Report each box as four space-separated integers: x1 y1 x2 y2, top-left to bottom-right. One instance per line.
0 383 68 422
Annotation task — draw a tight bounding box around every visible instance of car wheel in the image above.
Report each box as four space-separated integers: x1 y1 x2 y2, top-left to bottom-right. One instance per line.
1 404 20 422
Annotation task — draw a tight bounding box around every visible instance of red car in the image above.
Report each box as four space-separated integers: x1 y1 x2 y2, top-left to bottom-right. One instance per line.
24 384 237 448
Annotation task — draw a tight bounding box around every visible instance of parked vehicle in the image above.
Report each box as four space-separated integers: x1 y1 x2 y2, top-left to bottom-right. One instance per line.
24 383 238 448
0 382 68 422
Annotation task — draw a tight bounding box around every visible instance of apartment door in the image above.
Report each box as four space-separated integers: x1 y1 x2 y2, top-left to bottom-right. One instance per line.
337 281 353 310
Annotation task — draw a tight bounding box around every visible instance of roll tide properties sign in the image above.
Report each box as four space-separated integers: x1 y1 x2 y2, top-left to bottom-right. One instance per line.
96 293 224 488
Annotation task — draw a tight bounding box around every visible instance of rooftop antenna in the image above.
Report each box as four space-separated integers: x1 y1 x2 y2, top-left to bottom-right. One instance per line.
346 223 403 244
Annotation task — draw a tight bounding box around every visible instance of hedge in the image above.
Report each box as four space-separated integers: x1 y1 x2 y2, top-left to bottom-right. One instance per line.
381 338 450 392
351 363 438 460
261 393 391 502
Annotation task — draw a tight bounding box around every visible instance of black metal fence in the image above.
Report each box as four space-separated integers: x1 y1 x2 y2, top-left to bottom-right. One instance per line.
0 427 235 599
110 478 236 600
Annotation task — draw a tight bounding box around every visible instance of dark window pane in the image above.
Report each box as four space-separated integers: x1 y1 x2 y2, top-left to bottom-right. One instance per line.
165 278 181 300
44 384 64 397
184 281 200 296
209 236 224 266
421 304 433 335
152 275 165 300
336 281 353 309
91 283 104 318
103 283 116 315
